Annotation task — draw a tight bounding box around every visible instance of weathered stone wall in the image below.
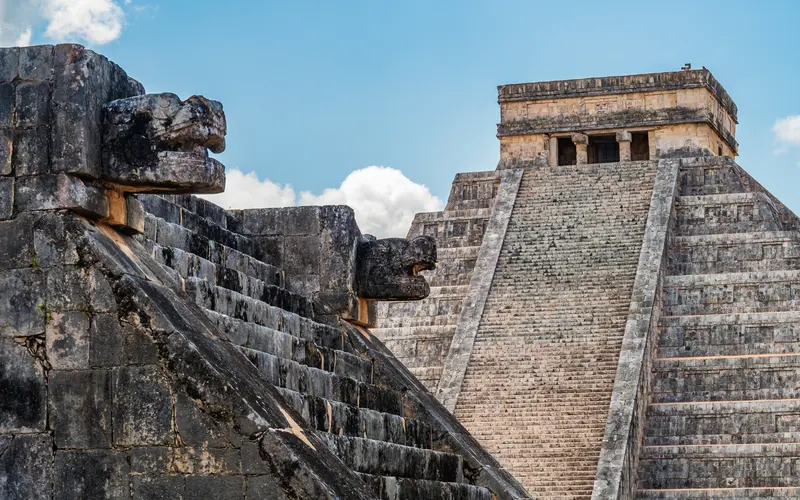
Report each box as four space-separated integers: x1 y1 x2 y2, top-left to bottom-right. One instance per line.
374 171 501 389
636 156 800 498
0 44 532 500
452 162 658 498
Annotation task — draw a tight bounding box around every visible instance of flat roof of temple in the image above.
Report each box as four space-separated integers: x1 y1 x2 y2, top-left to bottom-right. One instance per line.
498 68 737 121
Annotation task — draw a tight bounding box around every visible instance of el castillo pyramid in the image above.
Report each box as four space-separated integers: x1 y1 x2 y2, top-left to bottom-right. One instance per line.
0 44 796 500
376 68 800 499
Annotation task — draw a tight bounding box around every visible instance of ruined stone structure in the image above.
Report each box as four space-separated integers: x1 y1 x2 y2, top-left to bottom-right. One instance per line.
0 44 531 500
377 69 800 499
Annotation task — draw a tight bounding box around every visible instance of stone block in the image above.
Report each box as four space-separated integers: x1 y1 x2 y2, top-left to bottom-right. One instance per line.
49 369 112 448
112 365 172 446
252 235 283 267
0 434 52 499
123 324 159 365
89 313 124 367
231 208 285 235
18 45 53 81
32 211 80 267
46 265 116 313
285 206 321 235
185 476 244 500
13 127 50 176
51 102 100 177
130 447 171 474
87 266 117 312
0 268 46 337
0 214 35 269
175 388 228 447
46 266 90 311
46 310 91 369
14 174 108 219
172 446 240 475
53 44 97 106
15 81 51 128
0 176 11 220
284 234 320 276
242 440 270 474
0 129 10 175
54 450 129 500
0 337 47 432
132 475 186 499
246 475 288 499
124 194 145 234
0 48 19 84
0 82 12 127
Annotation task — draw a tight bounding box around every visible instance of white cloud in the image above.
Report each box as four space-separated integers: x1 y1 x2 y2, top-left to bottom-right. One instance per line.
0 0 127 46
0 0 40 46
14 27 33 46
199 170 298 210
43 0 125 44
774 115 800 149
299 166 443 237
200 166 444 238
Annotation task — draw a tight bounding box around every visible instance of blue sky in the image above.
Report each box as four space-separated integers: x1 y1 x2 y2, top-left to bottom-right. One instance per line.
4 0 800 235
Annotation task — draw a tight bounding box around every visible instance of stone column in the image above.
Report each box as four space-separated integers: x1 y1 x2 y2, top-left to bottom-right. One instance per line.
548 136 558 167
572 133 588 165
616 131 632 162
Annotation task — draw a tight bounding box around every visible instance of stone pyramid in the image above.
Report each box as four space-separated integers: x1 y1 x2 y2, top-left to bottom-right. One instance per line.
377 69 800 498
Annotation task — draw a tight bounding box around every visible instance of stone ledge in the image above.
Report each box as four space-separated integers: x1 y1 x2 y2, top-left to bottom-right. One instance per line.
497 68 738 121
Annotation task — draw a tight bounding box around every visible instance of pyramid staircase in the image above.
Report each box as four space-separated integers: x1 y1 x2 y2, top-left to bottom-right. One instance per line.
137 194 503 500
637 159 800 498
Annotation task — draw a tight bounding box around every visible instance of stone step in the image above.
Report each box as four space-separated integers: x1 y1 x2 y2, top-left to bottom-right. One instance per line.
376 315 461 330
204 307 349 353
186 276 313 323
638 443 800 489
142 218 284 288
318 434 464 483
149 242 285 298
411 208 493 222
638 487 800 498
663 270 800 316
645 399 800 446
237 343 371 387
236 347 403 415
144 208 257 263
140 193 232 232
678 157 748 196
206 307 370 377
669 232 800 275
675 193 784 236
278 388 431 448
658 312 800 358
359 474 493 500
652 354 800 403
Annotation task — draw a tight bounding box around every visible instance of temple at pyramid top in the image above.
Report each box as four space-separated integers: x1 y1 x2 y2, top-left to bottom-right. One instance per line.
495 67 738 168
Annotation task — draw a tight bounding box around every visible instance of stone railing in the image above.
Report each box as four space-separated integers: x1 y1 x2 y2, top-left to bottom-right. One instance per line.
591 159 680 499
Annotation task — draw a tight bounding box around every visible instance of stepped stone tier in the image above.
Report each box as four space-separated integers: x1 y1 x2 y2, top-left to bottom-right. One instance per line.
376 68 800 499
0 45 530 499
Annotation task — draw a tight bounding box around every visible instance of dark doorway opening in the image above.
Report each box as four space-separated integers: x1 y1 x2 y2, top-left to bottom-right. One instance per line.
631 132 650 161
557 137 576 166
588 135 620 164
